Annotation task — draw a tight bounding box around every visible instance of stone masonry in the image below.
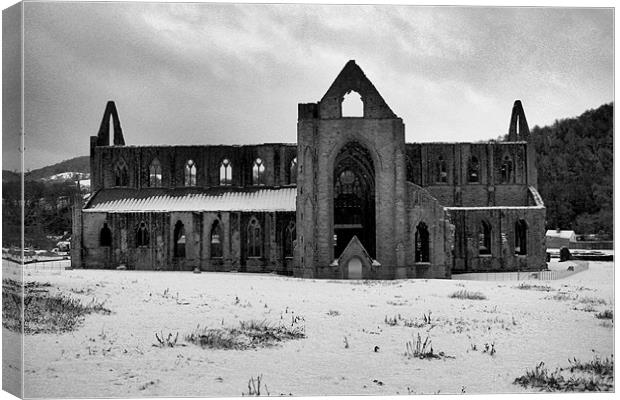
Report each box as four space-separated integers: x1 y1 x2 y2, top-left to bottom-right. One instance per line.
73 60 546 278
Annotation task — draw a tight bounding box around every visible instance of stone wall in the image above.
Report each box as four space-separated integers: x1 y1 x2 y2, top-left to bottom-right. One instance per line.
449 206 546 273
405 183 453 279
405 142 535 207
81 63 545 279
80 210 295 273
90 144 298 192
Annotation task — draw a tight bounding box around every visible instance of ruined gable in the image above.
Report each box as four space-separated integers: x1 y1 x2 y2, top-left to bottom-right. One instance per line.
319 60 396 119
507 100 530 141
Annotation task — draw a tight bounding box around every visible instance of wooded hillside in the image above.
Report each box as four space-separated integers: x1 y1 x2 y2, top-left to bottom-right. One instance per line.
530 103 613 237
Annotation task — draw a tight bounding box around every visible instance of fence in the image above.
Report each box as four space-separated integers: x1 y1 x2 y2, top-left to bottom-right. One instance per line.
3 258 70 276
569 241 614 250
452 262 589 281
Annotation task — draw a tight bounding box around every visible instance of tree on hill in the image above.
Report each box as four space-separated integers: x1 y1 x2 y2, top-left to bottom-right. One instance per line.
529 103 613 237
25 155 89 180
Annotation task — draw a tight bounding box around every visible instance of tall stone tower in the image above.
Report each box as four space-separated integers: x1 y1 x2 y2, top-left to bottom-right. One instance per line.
295 61 408 278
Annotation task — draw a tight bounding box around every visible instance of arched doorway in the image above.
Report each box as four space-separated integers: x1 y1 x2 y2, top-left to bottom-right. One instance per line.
347 257 363 279
333 142 375 258
173 221 186 258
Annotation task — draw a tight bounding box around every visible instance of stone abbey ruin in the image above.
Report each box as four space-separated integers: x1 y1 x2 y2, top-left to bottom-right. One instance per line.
72 61 546 279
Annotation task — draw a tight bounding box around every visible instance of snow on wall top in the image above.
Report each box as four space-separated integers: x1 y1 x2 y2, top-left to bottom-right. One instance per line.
545 230 576 239
84 187 296 213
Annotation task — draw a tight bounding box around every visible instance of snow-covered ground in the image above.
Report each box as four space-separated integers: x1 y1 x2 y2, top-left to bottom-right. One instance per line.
10 261 614 397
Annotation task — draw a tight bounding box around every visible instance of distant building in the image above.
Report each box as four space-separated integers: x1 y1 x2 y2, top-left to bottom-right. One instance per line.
72 61 547 278
545 229 576 249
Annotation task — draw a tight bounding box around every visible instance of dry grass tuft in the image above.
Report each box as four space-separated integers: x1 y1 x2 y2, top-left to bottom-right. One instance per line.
242 374 269 396
185 317 305 350
404 332 452 360
515 282 552 292
514 356 614 392
2 279 110 334
595 309 613 320
449 290 487 300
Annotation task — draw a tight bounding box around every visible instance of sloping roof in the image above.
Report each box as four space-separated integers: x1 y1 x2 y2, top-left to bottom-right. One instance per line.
84 187 296 213
545 230 576 239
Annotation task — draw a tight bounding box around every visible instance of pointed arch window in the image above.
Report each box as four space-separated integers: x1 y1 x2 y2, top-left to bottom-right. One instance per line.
184 159 196 186
284 220 296 258
436 156 447 183
220 159 232 186
100 223 112 247
247 217 262 258
210 220 223 258
252 158 266 185
136 221 149 247
415 222 430 262
174 221 186 258
149 158 162 187
289 157 297 185
114 159 129 186
478 220 491 255
515 219 527 255
500 155 513 184
468 156 479 183
341 90 364 117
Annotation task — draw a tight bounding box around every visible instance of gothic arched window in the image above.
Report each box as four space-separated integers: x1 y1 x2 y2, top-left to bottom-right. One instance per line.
184 159 196 187
341 90 364 117
284 220 296 258
210 220 223 258
252 158 265 185
100 223 112 247
149 158 162 187
114 159 129 186
478 220 491 255
247 217 262 257
136 221 149 247
515 219 527 255
468 156 480 183
415 222 430 262
174 221 186 258
437 156 447 183
219 159 232 186
289 157 297 185
500 156 513 184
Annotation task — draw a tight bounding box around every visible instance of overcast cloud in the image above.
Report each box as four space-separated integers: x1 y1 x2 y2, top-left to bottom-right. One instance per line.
11 3 614 170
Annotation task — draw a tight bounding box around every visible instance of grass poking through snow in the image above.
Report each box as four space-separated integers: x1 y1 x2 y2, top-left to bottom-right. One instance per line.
515 283 552 292
2 278 111 334
595 310 613 320
449 290 487 300
514 356 614 392
185 317 306 350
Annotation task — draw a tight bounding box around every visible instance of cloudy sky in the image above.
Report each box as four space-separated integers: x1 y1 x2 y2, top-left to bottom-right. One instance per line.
5 3 614 171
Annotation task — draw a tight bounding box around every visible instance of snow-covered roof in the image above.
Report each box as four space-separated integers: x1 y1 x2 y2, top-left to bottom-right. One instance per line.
84 187 296 213
545 230 576 239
